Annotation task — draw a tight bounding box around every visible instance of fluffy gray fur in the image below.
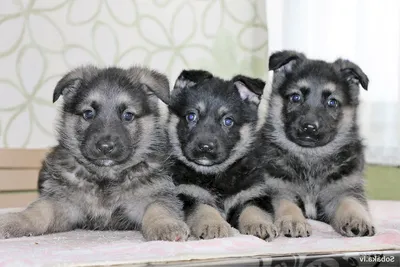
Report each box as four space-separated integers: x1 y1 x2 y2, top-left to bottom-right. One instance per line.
0 65 189 241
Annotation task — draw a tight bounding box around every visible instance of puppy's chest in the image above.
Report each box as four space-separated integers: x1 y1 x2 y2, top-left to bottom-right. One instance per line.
66 176 138 227
173 162 255 196
281 163 330 219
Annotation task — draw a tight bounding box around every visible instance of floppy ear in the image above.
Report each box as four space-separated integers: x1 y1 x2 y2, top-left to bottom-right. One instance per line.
173 69 213 91
128 67 170 105
333 59 369 90
53 65 99 103
269 50 306 73
231 75 265 105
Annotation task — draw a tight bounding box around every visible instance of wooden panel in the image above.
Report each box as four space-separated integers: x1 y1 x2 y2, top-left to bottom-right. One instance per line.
0 192 38 208
0 149 49 168
0 169 39 191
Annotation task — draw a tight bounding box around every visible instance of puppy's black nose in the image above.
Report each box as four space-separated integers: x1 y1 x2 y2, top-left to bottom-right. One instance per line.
302 123 319 134
198 142 215 153
96 141 115 155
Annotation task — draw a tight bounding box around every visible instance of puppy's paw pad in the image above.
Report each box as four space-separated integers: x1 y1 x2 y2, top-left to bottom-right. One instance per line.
143 219 190 241
276 217 311 238
192 220 231 240
240 221 279 241
335 216 375 237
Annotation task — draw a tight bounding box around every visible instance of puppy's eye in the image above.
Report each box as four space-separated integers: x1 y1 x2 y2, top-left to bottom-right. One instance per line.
223 117 234 127
327 99 339 108
289 93 302 103
122 111 134 122
82 109 95 120
186 112 197 122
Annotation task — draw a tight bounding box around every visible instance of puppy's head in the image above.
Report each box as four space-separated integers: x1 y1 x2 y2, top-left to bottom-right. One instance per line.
53 65 169 168
169 70 265 174
268 50 368 148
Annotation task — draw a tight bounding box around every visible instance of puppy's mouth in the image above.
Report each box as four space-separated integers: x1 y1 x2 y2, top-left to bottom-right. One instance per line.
294 136 319 148
288 131 333 148
83 154 128 167
184 153 226 167
93 159 116 167
192 157 215 166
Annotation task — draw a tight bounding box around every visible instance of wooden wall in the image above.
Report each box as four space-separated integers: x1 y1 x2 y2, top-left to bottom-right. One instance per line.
0 149 47 208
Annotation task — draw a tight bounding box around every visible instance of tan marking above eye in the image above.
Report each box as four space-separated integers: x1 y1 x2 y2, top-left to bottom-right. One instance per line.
197 101 206 113
324 82 337 93
218 106 229 116
296 79 311 88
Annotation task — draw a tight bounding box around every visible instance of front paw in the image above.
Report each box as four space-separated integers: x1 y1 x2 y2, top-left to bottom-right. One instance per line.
0 213 32 239
191 218 231 239
276 216 312 238
239 221 279 241
142 218 190 241
333 215 375 237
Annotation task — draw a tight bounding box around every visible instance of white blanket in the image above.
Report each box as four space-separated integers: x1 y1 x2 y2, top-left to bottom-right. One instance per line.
0 200 399 267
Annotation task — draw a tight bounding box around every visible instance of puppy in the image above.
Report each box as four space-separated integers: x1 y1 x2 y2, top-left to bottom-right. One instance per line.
258 50 374 237
0 66 189 241
168 70 278 240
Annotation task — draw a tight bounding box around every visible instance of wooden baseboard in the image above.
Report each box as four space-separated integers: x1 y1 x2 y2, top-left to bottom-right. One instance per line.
0 149 48 208
0 149 48 169
0 192 38 208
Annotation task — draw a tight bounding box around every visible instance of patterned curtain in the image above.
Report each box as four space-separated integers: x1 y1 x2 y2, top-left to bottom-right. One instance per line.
0 0 268 148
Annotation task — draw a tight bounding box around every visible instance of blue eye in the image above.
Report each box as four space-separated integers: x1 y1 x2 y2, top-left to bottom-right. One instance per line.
290 93 302 103
223 117 234 127
327 99 339 108
122 111 134 122
82 109 95 120
186 112 197 122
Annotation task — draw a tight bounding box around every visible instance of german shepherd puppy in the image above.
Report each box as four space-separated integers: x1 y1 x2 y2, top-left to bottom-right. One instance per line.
259 50 375 237
0 66 189 241
168 70 278 240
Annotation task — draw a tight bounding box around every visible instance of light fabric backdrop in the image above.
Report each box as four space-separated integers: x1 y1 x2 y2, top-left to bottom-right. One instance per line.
267 0 400 166
0 0 268 148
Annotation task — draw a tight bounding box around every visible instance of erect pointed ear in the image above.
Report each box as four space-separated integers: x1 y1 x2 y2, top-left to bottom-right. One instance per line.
333 59 369 90
269 50 306 73
172 69 213 91
128 66 170 105
231 75 265 105
53 65 99 103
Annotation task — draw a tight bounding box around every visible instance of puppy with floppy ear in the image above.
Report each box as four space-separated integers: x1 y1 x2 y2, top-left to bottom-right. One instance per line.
168 70 279 241
0 65 189 241
258 50 374 238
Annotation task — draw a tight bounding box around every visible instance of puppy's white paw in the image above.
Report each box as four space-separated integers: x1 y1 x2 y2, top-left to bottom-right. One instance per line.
276 216 312 238
0 213 33 239
332 197 375 237
142 218 190 241
239 220 279 241
333 215 375 237
191 218 231 239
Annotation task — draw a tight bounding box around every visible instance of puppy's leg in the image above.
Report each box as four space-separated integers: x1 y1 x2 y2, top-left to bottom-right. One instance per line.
238 205 278 241
330 197 375 237
274 199 311 237
320 174 375 237
0 198 78 238
187 204 231 239
141 203 190 241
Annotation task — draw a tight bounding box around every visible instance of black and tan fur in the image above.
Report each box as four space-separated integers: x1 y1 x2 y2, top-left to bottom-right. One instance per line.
258 51 375 237
168 70 279 240
0 66 189 241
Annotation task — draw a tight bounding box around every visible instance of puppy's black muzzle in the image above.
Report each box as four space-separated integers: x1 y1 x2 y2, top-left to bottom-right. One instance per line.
193 139 218 160
299 120 319 139
96 138 116 156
